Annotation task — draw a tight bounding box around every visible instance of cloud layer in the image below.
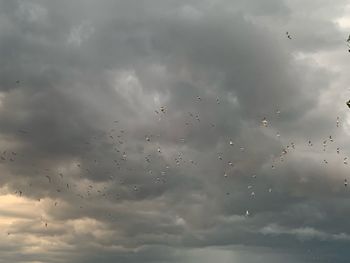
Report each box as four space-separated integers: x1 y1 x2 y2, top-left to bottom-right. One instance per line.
1 0 350 262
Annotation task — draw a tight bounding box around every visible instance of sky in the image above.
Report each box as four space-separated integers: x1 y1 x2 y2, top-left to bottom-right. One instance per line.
1 0 350 262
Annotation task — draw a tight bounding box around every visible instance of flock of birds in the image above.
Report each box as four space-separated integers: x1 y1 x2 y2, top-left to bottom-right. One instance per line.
1 31 350 234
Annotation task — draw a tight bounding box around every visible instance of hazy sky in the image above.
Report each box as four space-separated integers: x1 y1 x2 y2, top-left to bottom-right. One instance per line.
1 1 350 262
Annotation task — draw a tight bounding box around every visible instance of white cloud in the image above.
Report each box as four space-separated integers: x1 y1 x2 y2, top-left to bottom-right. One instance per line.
261 224 350 241
67 21 95 47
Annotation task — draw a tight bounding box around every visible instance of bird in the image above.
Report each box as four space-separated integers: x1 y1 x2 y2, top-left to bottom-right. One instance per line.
286 31 292 39
45 175 51 183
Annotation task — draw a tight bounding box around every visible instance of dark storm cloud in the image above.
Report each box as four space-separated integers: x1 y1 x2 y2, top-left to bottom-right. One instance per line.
0 0 350 262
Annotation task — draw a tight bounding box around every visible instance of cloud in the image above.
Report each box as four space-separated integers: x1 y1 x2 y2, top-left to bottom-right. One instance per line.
261 224 350 241
0 0 350 262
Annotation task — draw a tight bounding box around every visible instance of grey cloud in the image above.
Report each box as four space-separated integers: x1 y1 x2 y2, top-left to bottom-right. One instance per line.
0 0 350 262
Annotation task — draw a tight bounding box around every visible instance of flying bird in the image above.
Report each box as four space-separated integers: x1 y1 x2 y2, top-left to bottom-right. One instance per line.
286 31 292 39
45 175 51 183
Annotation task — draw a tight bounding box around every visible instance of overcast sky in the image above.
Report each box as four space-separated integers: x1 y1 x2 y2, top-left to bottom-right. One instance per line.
1 0 350 262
